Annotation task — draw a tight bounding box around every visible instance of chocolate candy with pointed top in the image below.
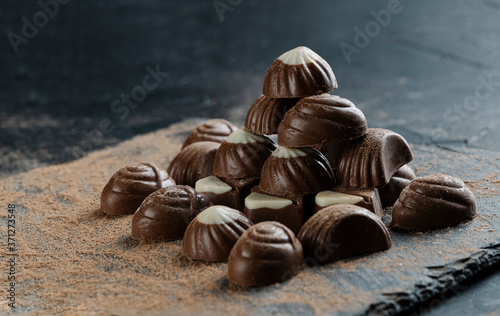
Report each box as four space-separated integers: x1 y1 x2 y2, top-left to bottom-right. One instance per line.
244 95 299 135
101 162 175 215
182 205 253 261
391 174 476 230
131 185 211 241
228 221 304 287
315 186 383 218
182 119 238 149
379 165 416 207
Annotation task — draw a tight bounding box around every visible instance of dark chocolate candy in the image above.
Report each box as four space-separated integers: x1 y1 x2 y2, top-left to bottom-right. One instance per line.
391 174 476 230
167 141 220 187
278 94 367 148
182 119 238 149
101 162 175 215
337 128 414 188
263 46 337 98
213 129 276 179
315 186 383 218
244 192 304 235
244 95 299 135
259 146 335 197
182 205 253 261
227 221 304 287
299 204 392 264
131 185 211 241
378 165 416 207
195 176 259 211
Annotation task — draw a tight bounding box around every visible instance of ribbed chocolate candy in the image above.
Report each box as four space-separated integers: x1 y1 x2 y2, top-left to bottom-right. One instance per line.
259 146 335 197
101 162 175 215
278 94 367 147
379 165 416 207
244 95 299 135
213 129 277 180
337 128 413 188
182 119 238 149
182 205 253 261
263 46 337 98
167 141 220 187
298 205 392 264
228 221 304 287
391 174 476 230
131 185 211 241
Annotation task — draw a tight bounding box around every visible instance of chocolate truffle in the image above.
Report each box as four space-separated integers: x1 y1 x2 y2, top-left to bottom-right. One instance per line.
259 146 335 197
213 129 277 180
244 95 299 135
315 186 383 218
182 119 238 149
391 174 476 231
167 141 220 187
277 94 368 148
195 176 259 211
337 128 414 188
299 205 391 264
244 192 304 235
263 46 337 98
228 221 304 287
378 165 416 207
101 162 175 215
131 185 211 241
183 205 253 261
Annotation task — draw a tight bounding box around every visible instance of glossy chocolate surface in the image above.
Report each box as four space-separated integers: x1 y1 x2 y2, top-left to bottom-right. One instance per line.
263 46 337 98
167 141 220 187
244 95 299 135
315 186 383 218
183 205 253 261
391 174 476 230
213 129 276 179
182 119 238 149
101 162 175 215
228 221 304 287
337 128 413 188
195 176 259 211
379 164 416 207
299 204 391 264
278 94 367 147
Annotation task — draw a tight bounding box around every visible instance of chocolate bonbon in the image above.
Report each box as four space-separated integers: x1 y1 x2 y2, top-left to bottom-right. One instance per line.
391 174 476 230
244 95 299 135
337 128 413 188
182 119 238 149
195 176 258 211
263 46 337 98
167 141 220 187
315 186 383 218
278 94 368 148
228 221 303 287
299 205 391 264
131 185 211 241
101 162 175 215
259 146 335 197
183 205 253 261
213 129 276 180
378 164 416 207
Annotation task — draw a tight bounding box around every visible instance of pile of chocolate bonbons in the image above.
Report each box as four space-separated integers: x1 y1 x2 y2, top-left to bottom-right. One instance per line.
100 47 477 287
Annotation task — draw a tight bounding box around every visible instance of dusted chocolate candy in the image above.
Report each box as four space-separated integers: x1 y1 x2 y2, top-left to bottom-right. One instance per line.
182 119 238 149
259 146 335 197
244 95 299 135
101 162 175 215
263 46 337 98
244 192 304 235
131 185 211 241
213 129 276 180
183 205 253 261
278 94 367 148
195 176 259 211
167 141 220 187
228 221 304 287
391 174 476 231
315 186 383 218
337 128 413 188
299 205 391 264
379 165 416 207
